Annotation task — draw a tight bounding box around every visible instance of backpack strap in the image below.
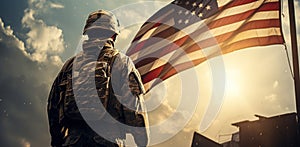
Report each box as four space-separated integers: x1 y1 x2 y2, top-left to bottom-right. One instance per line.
97 49 119 109
101 49 119 76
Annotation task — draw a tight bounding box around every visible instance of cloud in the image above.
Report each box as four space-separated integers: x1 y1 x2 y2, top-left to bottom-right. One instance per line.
49 2 65 9
18 0 66 64
0 18 60 147
148 98 193 136
28 0 46 9
28 0 64 9
21 8 64 64
0 18 27 56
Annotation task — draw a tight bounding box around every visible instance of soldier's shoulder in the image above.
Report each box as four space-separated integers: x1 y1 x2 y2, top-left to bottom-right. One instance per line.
114 51 134 65
60 56 76 72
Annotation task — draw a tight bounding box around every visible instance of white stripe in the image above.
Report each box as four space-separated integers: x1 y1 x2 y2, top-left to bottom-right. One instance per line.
218 0 232 7
265 0 279 2
248 11 279 21
135 12 280 68
214 0 278 20
137 50 176 75
138 18 175 43
133 9 279 60
215 0 263 20
224 27 281 45
130 36 177 61
196 11 279 42
138 45 221 75
135 9 175 38
140 0 280 89
139 29 282 74
139 28 157 43
130 20 205 61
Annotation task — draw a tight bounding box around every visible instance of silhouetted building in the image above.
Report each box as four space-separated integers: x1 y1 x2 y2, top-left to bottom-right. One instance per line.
232 113 299 147
222 132 239 147
191 132 221 147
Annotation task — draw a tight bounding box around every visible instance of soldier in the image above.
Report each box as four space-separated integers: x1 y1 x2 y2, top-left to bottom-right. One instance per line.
47 10 149 147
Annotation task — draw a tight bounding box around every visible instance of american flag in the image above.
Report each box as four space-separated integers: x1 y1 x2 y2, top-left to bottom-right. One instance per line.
126 0 283 92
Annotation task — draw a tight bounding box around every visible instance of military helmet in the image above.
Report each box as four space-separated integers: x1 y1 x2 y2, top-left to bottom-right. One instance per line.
83 10 120 35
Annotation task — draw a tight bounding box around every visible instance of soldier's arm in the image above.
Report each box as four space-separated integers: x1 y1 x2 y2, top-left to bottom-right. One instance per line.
124 72 149 146
123 57 149 146
112 54 149 146
47 76 64 147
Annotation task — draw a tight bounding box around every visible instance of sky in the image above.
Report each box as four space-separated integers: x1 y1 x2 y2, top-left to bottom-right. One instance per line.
0 0 299 147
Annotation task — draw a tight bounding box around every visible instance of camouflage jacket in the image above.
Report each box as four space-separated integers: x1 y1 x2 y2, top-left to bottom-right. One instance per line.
47 39 149 146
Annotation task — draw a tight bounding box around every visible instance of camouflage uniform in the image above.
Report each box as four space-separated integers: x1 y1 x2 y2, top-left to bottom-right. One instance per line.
47 39 149 147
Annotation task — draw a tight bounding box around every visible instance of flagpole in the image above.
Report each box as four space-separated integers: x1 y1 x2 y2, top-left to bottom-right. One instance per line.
288 0 300 141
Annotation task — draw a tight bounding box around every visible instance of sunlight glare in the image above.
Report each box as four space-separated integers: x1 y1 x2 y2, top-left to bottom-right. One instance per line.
225 69 241 97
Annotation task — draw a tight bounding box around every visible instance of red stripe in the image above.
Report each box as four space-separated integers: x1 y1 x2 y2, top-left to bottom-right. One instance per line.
129 20 169 55
259 2 280 12
161 57 208 81
161 23 282 69
208 9 256 29
141 62 164 84
128 25 177 57
141 57 207 88
128 24 178 56
134 35 190 68
158 27 283 72
133 33 191 68
240 19 280 32
133 22 162 42
130 0 283 91
222 36 284 53
131 4 176 43
129 1 279 57
155 25 179 38
158 18 281 56
141 35 283 86
208 2 279 29
191 19 281 50
134 18 281 68
223 0 257 9
127 41 146 57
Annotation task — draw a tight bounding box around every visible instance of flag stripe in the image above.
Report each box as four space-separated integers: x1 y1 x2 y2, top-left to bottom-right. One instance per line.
199 11 280 43
222 36 284 53
141 35 283 86
215 0 262 20
194 18 281 49
130 5 279 60
142 57 207 85
129 20 203 61
134 17 280 70
224 28 281 45
208 2 279 29
127 0 283 91
134 35 190 68
133 6 176 41
128 24 176 56
138 45 209 75
138 28 282 81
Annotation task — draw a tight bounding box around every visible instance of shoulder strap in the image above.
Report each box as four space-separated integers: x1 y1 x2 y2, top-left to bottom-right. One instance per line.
97 49 119 109
98 49 119 76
